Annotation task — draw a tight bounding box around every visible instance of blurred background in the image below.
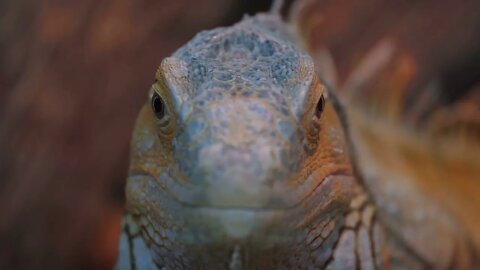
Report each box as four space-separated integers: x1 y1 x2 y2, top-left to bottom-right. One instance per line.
0 1 270 269
0 0 478 269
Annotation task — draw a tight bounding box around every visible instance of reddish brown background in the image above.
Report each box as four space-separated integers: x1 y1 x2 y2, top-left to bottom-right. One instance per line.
0 1 270 269
0 0 478 269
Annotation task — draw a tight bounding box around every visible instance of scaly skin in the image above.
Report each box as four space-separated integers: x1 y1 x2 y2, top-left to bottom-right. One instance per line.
115 14 430 269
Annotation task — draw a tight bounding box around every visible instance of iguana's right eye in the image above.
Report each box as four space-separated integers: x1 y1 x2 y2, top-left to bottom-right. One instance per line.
151 93 165 120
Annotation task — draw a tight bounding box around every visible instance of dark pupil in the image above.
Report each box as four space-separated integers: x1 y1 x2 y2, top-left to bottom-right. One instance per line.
316 95 325 118
152 94 165 119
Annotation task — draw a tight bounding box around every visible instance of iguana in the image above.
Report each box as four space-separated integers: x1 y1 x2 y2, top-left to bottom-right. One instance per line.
115 1 479 269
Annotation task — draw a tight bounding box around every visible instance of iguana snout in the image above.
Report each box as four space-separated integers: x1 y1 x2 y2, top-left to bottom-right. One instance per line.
174 97 303 209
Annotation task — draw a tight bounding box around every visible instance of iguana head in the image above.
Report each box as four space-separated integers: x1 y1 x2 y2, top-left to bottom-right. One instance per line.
124 15 355 267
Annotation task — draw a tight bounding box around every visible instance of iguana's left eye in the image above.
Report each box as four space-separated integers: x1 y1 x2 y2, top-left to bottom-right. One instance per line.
152 93 165 120
315 94 325 118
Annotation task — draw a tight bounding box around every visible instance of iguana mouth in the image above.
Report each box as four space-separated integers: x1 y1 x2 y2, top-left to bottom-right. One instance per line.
128 165 350 211
127 171 356 249
128 171 297 210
